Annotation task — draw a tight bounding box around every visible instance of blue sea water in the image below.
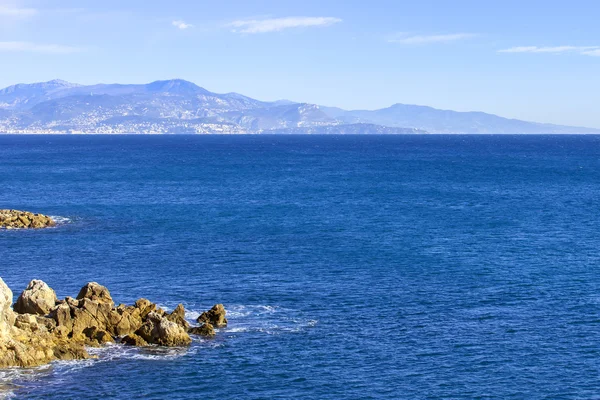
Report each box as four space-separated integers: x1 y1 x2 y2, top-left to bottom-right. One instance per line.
2 134 600 399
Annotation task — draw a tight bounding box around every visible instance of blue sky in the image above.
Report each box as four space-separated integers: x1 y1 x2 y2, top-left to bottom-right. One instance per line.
1 0 599 127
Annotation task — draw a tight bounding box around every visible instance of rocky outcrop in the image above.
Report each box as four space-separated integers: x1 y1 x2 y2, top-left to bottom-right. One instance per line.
196 304 228 327
188 323 215 337
136 312 192 346
76 282 114 306
0 277 88 368
0 210 55 229
0 277 227 368
166 304 189 330
14 280 57 315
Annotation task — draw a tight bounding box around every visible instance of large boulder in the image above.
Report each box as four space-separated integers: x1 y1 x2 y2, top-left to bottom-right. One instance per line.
196 304 227 327
76 282 114 307
0 210 55 229
136 312 191 346
14 280 57 315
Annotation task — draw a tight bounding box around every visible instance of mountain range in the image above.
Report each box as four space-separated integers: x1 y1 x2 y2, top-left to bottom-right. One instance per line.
0 79 596 134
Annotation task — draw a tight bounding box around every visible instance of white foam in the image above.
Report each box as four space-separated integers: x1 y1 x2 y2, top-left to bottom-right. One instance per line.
49 215 72 225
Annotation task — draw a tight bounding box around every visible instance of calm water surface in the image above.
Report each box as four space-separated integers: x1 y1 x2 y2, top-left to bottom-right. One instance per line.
1 134 600 399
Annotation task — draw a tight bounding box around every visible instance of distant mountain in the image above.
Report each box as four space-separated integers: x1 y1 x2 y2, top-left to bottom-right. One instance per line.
324 103 599 134
0 79 597 134
0 79 81 109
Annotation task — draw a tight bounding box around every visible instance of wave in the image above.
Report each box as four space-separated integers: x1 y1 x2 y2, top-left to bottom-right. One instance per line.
48 215 72 225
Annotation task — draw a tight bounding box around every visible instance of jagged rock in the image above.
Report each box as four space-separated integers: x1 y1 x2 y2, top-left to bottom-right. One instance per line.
135 298 157 319
113 304 143 336
35 316 57 332
196 304 227 327
136 312 191 346
14 280 57 315
188 323 215 337
121 333 148 347
1 277 226 368
50 302 73 331
166 304 189 330
52 342 89 361
83 327 114 345
0 277 89 368
76 282 114 307
0 210 55 229
14 314 38 331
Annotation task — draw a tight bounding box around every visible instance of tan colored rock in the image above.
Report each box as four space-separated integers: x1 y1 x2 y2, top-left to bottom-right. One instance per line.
50 302 73 331
76 282 114 307
121 333 148 347
113 304 143 336
0 278 89 368
136 312 191 346
166 304 189 330
83 327 114 346
0 276 228 368
188 323 215 337
14 280 57 315
0 278 16 338
0 210 55 229
196 304 227 328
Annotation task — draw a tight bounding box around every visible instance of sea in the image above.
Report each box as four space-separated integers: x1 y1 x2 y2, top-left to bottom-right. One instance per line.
1 134 600 399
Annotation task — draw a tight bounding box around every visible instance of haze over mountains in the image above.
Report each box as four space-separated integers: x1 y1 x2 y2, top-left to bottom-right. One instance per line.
0 79 596 134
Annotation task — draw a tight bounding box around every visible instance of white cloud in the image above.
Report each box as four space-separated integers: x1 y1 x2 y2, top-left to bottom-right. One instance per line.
582 49 600 57
497 46 599 54
0 6 37 17
227 16 342 34
498 46 600 57
0 41 83 54
389 33 475 45
172 20 193 30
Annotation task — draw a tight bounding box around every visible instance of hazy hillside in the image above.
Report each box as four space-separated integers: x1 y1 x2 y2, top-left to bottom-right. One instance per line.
0 79 597 134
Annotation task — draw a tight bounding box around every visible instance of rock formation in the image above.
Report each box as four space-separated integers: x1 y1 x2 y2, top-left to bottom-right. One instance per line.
0 210 55 229
0 277 226 368
14 280 57 315
197 304 228 327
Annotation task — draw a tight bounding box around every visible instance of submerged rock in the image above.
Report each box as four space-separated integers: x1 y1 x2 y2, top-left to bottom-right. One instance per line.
196 304 227 327
0 277 226 368
0 210 55 229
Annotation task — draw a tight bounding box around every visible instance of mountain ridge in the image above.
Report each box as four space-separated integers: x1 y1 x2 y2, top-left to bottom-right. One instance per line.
0 79 597 134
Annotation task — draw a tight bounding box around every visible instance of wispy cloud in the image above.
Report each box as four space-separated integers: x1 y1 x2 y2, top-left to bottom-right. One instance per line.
389 33 476 45
582 49 600 57
172 20 193 30
0 41 83 54
0 5 37 17
227 16 342 34
498 46 600 56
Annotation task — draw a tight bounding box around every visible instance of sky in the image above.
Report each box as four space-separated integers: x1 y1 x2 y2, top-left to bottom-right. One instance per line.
1 0 599 128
